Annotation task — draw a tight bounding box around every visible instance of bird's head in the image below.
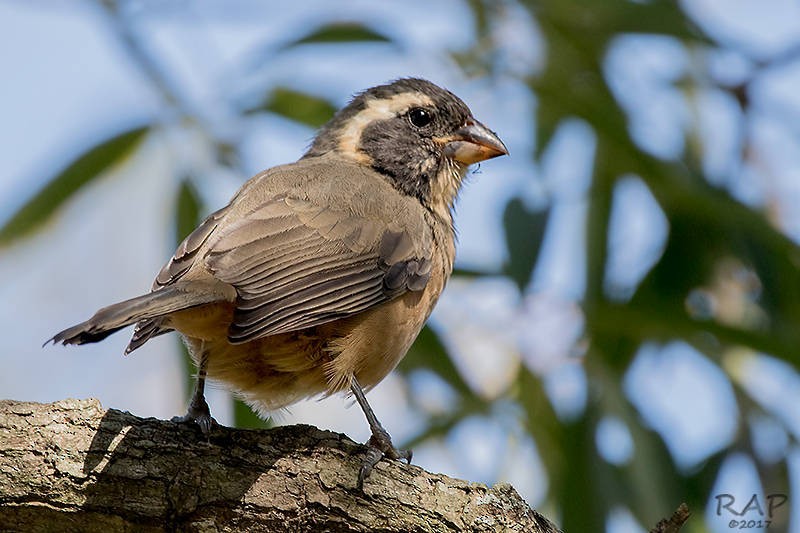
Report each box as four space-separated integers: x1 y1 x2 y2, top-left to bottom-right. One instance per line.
304 78 508 219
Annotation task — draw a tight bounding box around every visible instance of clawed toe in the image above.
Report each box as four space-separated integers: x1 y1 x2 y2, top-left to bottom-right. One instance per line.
349 378 413 489
172 396 216 437
368 430 412 462
171 412 217 437
357 428 413 489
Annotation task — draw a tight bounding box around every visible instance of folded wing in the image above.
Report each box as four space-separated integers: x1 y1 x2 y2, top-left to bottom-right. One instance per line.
206 196 432 343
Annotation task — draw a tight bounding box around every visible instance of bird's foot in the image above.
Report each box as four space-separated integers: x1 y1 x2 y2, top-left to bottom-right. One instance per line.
171 396 216 437
358 426 412 489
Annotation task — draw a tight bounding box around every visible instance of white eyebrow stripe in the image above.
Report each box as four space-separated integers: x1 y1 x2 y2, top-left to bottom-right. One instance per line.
337 92 435 161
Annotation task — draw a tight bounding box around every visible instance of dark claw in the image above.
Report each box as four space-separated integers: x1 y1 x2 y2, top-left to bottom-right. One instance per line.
357 427 412 490
358 447 383 490
171 396 216 437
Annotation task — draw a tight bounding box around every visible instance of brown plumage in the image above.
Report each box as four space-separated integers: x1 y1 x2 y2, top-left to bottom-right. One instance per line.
49 78 507 486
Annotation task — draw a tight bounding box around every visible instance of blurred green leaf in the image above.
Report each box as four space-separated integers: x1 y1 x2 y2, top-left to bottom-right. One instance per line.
515 368 565 496
174 178 204 398
452 266 496 279
175 178 202 242
616 420 686 527
214 141 241 170
450 0 495 77
0 126 149 247
525 0 710 46
284 22 392 47
503 198 548 291
233 399 272 429
245 87 337 128
557 401 607 532
465 0 490 37
534 103 562 159
176 339 196 405
589 355 686 526
617 189 800 365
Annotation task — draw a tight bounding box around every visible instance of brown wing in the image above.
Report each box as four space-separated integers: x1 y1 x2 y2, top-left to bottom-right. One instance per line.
206 196 432 343
126 206 230 353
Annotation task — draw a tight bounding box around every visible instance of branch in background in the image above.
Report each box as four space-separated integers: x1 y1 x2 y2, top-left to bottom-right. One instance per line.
649 504 691 533
0 399 558 532
98 0 183 112
97 0 243 166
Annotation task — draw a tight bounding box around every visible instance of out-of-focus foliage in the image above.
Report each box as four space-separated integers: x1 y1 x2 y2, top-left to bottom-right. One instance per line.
4 0 799 531
515 0 795 530
283 22 394 48
509 0 797 530
0 126 148 247
243 87 338 128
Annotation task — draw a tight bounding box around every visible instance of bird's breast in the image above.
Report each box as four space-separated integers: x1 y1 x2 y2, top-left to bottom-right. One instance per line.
169 228 454 414
322 239 452 392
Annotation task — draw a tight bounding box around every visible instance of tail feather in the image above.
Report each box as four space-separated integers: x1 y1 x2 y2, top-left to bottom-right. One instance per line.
125 318 172 354
48 282 227 347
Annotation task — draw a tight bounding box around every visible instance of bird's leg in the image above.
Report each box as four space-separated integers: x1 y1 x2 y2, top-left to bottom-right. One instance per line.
172 341 216 436
350 377 411 488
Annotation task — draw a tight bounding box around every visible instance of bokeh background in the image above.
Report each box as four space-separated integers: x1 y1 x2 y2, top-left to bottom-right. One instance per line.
2 1 800 531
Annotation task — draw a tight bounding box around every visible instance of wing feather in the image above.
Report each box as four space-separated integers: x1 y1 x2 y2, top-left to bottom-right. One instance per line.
127 205 230 353
206 196 431 343
126 159 436 352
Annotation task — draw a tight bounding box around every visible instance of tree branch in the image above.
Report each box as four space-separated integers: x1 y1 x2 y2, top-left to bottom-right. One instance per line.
649 503 690 533
0 399 559 532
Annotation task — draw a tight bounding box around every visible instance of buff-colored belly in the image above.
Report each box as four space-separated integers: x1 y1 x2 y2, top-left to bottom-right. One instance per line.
166 278 441 417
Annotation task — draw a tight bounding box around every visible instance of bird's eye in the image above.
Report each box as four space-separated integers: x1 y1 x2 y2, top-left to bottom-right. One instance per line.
408 108 432 128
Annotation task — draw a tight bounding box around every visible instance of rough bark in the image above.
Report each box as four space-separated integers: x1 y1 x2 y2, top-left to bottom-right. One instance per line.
0 399 560 532
649 503 690 533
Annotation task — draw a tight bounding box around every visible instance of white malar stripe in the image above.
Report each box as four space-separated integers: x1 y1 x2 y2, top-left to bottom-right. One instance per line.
337 92 435 162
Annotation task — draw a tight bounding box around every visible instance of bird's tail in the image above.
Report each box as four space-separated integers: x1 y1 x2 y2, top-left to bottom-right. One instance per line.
47 282 226 347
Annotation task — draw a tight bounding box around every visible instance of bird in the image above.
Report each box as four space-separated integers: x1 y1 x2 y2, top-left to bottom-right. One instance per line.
49 78 508 487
